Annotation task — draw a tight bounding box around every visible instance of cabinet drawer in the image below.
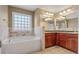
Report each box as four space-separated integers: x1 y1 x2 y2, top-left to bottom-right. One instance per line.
67 34 78 38
45 33 52 36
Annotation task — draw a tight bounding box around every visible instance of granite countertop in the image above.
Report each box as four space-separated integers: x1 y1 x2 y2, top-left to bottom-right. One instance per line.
45 30 78 32
45 30 78 34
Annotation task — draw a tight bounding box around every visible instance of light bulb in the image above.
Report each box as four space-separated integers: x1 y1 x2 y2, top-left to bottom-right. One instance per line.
46 12 49 14
49 13 54 16
67 9 71 12
63 11 66 13
59 12 63 15
43 14 47 17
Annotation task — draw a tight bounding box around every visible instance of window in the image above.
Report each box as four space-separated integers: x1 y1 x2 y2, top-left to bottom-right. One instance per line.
12 12 32 32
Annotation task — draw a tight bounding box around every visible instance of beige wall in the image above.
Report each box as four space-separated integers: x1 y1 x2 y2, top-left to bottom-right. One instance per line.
68 18 78 31
34 9 49 30
0 5 8 41
40 22 48 30
0 5 41 41
34 9 40 27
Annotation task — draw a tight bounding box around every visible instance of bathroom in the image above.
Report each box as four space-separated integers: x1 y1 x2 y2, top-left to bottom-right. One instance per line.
0 5 79 54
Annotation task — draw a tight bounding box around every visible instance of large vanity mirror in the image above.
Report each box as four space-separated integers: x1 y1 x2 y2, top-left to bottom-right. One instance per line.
56 20 67 30
55 17 78 31
39 5 78 31
47 21 55 30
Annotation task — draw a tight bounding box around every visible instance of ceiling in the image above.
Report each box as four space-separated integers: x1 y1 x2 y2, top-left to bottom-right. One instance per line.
11 5 79 19
11 5 72 13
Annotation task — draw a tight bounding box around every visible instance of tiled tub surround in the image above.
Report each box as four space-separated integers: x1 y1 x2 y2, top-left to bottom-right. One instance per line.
45 31 78 53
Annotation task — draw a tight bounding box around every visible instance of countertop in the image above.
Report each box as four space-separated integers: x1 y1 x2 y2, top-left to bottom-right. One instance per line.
45 30 78 34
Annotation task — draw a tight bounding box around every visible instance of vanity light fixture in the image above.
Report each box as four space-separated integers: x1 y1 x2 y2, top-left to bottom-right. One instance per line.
45 18 49 21
59 8 72 16
43 14 47 17
56 16 65 20
67 9 71 12
49 13 54 16
42 12 54 18
45 12 54 16
63 11 66 13
59 12 63 15
46 12 49 14
61 16 65 19
45 18 52 21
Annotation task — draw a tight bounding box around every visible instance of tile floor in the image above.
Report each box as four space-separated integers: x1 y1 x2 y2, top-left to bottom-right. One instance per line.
34 46 75 54
0 46 75 54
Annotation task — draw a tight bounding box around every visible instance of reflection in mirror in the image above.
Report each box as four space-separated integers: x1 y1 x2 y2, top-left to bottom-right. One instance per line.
56 20 67 30
67 18 78 31
48 21 55 30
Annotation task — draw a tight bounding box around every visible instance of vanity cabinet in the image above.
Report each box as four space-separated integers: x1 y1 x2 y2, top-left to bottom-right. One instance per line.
59 33 66 47
56 33 66 47
56 33 78 53
65 34 78 53
45 33 56 48
56 33 60 45
45 32 78 53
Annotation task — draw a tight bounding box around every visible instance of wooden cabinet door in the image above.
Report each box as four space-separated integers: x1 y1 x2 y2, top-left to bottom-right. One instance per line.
45 38 49 48
47 36 53 47
59 40 66 47
73 34 78 53
45 33 55 48
70 39 75 51
56 33 60 45
73 36 78 53
74 38 78 53
59 33 66 47
66 34 78 53
66 39 70 49
52 33 56 46
52 40 56 46
45 36 52 48
66 38 77 53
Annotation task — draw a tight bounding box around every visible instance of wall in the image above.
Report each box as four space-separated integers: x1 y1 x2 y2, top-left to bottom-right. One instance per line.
34 9 50 30
34 9 45 50
34 9 41 27
0 5 8 41
40 22 48 30
68 18 78 31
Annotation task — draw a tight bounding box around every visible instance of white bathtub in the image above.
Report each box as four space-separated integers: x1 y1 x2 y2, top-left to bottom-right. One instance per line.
2 36 42 54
